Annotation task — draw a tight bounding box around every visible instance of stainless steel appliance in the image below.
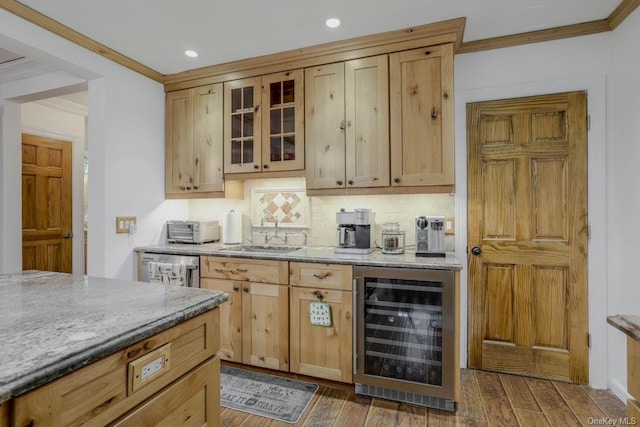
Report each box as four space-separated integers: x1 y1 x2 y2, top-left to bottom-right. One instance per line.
138 252 200 287
335 208 375 254
166 220 219 244
415 216 445 257
354 265 457 411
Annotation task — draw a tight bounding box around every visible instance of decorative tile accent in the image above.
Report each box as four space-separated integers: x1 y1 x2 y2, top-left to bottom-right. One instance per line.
251 189 309 228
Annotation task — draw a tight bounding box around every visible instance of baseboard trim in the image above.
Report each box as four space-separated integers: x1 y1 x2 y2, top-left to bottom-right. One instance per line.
609 377 631 402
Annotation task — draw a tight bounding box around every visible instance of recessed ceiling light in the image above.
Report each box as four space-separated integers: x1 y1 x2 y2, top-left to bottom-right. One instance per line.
184 50 199 58
326 18 341 28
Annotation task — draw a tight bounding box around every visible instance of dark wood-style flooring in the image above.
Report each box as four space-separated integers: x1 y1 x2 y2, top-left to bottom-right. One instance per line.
220 368 626 426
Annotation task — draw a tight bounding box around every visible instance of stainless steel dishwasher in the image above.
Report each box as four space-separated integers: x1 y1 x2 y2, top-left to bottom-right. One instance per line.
138 252 200 287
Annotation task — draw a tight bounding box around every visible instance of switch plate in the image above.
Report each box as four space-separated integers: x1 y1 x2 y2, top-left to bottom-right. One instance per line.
445 217 455 235
116 216 137 233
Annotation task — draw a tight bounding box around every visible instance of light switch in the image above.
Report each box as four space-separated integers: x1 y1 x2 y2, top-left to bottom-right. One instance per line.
445 217 455 235
116 216 137 233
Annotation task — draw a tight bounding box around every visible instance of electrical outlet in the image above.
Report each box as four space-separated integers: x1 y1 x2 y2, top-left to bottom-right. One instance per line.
116 216 137 233
445 217 455 235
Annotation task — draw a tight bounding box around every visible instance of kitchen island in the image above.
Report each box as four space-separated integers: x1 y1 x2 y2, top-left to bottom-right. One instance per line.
0 270 228 426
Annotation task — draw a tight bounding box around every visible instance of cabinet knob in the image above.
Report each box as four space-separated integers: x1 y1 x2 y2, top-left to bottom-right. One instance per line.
185 186 192 190
243 287 249 293
336 180 343 186
254 164 259 169
348 180 354 185
263 164 269 169
315 291 324 300
193 185 199 190
393 178 400 184
233 286 239 292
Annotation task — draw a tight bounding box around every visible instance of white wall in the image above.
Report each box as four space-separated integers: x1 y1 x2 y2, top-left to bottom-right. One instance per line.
454 32 612 389
607 7 640 401
0 9 188 279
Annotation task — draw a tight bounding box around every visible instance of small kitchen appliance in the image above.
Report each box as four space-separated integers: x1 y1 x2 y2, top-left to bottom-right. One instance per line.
335 208 375 254
166 220 220 244
415 216 445 257
381 221 405 254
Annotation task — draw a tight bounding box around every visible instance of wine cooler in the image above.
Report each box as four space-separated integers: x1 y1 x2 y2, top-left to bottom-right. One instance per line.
354 266 458 412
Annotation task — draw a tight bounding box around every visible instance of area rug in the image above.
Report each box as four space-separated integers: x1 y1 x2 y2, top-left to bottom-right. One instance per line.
220 366 319 423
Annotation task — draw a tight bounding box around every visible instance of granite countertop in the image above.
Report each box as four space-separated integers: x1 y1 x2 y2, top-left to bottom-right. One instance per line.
0 270 228 403
135 243 463 270
607 314 640 342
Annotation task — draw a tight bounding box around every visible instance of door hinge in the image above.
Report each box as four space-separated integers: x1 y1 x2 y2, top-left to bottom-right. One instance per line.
587 115 591 131
587 224 591 240
587 333 591 348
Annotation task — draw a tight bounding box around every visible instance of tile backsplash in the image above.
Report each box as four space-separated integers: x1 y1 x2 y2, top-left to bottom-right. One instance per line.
188 177 455 250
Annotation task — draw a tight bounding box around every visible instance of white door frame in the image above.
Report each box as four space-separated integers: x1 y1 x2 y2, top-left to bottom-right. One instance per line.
454 74 608 389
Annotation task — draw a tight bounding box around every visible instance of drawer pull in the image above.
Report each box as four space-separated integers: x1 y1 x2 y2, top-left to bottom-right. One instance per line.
235 268 248 273
143 340 155 350
313 273 329 280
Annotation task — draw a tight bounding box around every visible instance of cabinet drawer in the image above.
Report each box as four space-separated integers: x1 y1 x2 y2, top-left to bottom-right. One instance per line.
629 336 640 400
12 309 219 427
113 357 220 427
290 262 353 290
202 256 288 284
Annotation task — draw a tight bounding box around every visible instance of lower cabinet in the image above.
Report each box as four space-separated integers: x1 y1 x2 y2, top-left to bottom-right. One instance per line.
7 309 220 427
201 257 289 372
289 262 354 383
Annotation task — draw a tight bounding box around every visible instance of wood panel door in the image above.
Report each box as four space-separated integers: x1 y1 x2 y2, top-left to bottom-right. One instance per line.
165 88 194 194
290 287 353 383
345 55 390 188
200 278 243 363
22 134 72 273
193 83 224 193
242 282 289 371
305 62 346 189
467 92 589 383
390 43 454 187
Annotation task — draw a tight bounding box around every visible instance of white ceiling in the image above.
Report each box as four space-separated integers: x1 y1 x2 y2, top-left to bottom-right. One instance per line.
13 0 622 76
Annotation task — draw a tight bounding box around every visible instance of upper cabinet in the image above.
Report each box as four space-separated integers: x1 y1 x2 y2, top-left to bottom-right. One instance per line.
166 84 225 198
305 56 389 191
224 70 304 175
390 44 454 188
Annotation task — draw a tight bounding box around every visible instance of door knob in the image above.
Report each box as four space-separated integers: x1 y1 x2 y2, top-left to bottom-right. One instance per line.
471 246 482 255
61 233 72 239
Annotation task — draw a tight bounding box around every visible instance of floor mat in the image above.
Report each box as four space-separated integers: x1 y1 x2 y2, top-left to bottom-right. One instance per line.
220 365 319 424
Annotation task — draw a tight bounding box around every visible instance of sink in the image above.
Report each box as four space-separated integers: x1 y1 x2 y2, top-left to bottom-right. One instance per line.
220 245 302 254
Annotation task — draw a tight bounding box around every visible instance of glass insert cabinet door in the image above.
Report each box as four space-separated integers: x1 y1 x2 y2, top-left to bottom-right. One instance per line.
354 266 457 401
224 70 304 174
224 76 262 173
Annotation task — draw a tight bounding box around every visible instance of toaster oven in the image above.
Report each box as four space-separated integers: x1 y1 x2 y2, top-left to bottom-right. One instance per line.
166 220 220 244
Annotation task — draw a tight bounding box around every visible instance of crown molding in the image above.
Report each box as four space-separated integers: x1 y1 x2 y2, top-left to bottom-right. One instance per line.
34 97 88 116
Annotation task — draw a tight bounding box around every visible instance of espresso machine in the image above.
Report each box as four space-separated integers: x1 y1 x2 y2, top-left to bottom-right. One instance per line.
415 216 445 257
335 208 375 254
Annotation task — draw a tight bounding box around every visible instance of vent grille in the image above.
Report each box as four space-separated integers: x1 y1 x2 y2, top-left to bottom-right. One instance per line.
355 383 456 412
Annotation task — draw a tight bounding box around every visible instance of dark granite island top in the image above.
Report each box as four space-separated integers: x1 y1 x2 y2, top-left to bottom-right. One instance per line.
0 270 228 404
607 314 640 342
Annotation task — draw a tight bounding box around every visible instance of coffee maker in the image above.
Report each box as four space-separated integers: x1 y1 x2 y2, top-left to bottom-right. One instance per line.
415 216 445 257
335 208 375 254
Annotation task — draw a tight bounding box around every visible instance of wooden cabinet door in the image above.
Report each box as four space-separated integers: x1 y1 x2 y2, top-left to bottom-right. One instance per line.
390 43 454 187
193 84 224 193
305 63 346 189
290 287 353 382
346 55 390 188
242 283 289 371
261 69 304 172
201 278 243 362
165 88 194 194
224 77 262 173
